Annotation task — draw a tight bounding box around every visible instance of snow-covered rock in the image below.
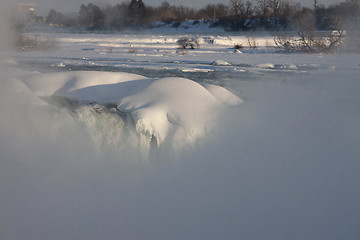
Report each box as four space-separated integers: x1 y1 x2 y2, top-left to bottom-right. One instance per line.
21 71 242 148
24 71 146 97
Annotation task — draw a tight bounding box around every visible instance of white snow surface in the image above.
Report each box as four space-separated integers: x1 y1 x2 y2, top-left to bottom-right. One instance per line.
24 71 147 97
22 71 242 148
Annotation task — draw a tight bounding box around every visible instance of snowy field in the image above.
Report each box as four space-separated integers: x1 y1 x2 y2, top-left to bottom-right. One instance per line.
1 31 360 240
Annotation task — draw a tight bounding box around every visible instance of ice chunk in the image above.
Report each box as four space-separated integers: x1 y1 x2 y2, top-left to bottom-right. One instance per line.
257 63 275 69
212 60 232 66
201 83 243 106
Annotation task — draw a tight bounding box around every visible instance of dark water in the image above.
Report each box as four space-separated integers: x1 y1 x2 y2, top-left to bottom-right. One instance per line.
18 60 312 91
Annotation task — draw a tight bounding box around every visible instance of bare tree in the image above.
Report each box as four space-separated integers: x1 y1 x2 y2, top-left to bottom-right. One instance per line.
244 1 255 19
102 3 128 30
257 0 270 18
229 0 244 18
79 3 105 29
197 4 229 20
177 37 199 49
215 4 230 19
268 0 282 20
175 5 196 21
274 8 345 53
158 1 176 22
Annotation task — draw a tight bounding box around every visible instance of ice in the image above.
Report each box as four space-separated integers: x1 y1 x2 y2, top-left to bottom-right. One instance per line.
181 68 214 72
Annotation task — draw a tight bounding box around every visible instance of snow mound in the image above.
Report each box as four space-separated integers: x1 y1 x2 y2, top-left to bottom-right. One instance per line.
201 83 243 106
22 71 242 149
24 71 147 97
0 77 47 106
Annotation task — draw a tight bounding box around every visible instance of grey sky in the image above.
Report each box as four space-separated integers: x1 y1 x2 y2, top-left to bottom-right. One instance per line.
17 0 345 16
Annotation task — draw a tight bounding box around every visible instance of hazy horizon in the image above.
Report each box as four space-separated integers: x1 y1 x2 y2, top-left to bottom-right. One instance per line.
16 0 346 16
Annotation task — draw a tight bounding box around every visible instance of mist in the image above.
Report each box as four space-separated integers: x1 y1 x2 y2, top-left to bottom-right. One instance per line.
1 1 360 240
2 66 360 240
0 0 13 52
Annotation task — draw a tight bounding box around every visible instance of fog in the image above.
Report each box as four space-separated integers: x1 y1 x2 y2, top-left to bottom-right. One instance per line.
1 1 360 240
0 0 13 51
2 68 360 240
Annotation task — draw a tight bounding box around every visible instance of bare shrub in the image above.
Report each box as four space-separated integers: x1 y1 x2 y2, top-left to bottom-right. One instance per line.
265 39 272 48
234 43 243 49
177 37 200 49
246 35 257 49
274 30 344 53
274 33 298 52
274 9 344 53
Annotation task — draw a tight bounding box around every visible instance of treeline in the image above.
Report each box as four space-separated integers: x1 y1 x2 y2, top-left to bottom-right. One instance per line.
45 0 360 31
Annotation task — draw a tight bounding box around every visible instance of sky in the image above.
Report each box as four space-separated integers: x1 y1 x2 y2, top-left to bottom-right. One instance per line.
16 0 345 16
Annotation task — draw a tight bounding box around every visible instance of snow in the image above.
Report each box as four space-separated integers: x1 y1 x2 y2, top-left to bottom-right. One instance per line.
200 83 243 106
256 63 275 69
24 71 147 97
21 71 242 148
212 60 232 66
117 77 225 146
3 31 360 152
9 31 359 76
0 76 47 106
1 27 360 240
4 31 360 151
